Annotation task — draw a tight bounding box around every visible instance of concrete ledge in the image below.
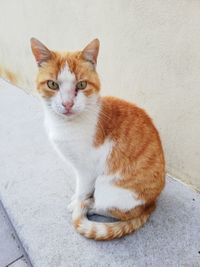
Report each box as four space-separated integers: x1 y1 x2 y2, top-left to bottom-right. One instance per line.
0 200 31 266
0 79 200 267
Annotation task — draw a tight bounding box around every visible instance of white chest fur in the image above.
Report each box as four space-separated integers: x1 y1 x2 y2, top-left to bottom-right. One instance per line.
43 106 112 179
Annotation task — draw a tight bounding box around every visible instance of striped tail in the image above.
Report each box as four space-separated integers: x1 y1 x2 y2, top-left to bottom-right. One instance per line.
72 200 155 241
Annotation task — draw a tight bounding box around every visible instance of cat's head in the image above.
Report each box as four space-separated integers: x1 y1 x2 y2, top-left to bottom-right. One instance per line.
31 38 100 118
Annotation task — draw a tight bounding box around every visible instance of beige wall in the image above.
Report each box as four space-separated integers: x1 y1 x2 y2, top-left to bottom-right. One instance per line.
0 0 200 189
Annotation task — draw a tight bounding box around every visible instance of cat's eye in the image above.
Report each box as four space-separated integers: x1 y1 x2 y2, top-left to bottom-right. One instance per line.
76 81 87 90
47 80 59 90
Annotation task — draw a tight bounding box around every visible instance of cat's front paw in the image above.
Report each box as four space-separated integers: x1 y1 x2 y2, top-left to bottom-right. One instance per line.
67 195 94 213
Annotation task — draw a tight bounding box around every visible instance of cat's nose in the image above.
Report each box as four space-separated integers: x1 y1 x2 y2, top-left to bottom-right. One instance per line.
62 101 74 110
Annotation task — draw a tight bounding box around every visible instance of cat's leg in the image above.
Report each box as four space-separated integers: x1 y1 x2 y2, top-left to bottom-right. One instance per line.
89 174 146 219
68 171 96 212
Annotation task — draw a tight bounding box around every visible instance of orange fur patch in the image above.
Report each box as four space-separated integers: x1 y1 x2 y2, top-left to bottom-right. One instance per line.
94 96 165 204
109 202 156 221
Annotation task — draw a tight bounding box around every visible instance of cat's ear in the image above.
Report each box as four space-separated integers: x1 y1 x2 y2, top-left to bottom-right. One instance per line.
82 39 100 66
30 38 52 66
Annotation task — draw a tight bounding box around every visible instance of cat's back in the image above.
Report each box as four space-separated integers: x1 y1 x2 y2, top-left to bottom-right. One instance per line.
96 96 162 147
101 96 154 126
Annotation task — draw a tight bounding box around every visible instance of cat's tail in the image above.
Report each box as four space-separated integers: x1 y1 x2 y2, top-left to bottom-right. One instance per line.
72 200 155 241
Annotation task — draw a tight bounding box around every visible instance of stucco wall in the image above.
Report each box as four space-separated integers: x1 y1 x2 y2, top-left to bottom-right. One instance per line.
0 0 200 189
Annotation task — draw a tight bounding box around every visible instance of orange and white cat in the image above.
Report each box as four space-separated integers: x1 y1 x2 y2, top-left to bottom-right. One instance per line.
30 38 165 240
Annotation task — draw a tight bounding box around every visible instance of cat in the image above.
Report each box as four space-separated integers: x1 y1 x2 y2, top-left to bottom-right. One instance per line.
30 37 165 240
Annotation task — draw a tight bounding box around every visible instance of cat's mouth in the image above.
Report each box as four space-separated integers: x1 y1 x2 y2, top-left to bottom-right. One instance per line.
55 109 78 119
63 110 75 116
